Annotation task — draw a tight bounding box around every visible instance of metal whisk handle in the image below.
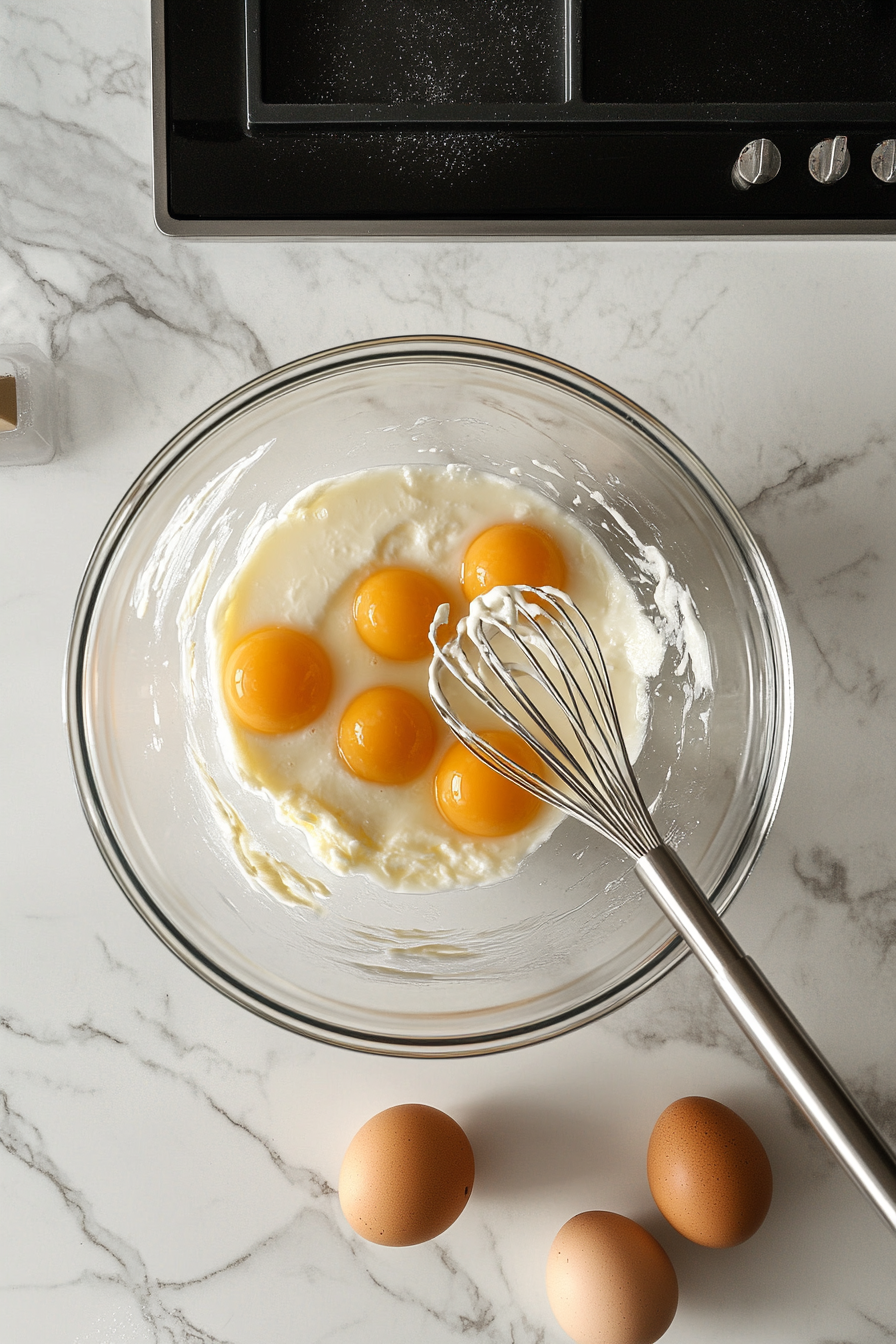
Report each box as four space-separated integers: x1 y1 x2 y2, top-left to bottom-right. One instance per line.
637 846 896 1236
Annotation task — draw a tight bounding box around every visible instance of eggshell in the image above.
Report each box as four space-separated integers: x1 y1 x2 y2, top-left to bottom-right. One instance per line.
647 1095 773 1248
338 1103 474 1246
545 1211 678 1344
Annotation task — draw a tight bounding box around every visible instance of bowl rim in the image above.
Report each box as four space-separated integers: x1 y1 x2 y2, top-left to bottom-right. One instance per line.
65 334 794 1057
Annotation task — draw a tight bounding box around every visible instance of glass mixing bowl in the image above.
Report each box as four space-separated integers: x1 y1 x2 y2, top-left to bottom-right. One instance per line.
66 337 792 1056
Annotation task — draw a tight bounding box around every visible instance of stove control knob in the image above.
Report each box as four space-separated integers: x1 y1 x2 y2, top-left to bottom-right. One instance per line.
731 138 781 190
871 139 896 184
809 136 850 183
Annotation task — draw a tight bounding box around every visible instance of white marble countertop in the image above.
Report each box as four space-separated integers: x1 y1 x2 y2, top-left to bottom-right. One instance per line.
3 3 896 1341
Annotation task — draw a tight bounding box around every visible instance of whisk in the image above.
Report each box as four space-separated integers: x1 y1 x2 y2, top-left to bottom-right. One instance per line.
429 585 896 1236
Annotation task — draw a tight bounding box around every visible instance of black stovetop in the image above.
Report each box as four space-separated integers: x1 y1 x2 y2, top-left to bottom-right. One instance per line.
153 0 896 234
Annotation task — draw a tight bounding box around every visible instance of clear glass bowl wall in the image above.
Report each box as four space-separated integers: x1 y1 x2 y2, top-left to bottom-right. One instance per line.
68 338 792 1055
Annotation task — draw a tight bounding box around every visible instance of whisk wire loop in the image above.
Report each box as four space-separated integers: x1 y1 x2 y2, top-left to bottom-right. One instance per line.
432 633 611 829
429 586 662 859
473 627 611 803
483 627 641 836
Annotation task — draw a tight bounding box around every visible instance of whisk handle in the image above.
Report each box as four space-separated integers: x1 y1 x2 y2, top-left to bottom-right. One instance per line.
636 845 896 1237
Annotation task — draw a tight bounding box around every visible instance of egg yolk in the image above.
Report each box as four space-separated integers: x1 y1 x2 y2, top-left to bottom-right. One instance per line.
434 730 544 837
353 567 451 661
460 523 566 600
224 626 332 734
338 686 436 786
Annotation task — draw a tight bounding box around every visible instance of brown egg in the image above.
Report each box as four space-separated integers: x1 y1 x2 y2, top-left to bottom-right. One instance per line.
338 1103 475 1246
647 1095 773 1248
546 1211 678 1344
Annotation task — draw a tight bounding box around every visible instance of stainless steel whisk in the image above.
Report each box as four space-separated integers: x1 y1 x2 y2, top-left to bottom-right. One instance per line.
429 585 896 1236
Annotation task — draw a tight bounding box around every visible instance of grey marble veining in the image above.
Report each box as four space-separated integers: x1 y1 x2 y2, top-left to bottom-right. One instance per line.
3 0 896 1341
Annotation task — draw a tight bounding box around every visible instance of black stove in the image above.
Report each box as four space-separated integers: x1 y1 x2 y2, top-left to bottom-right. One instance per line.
153 0 896 235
